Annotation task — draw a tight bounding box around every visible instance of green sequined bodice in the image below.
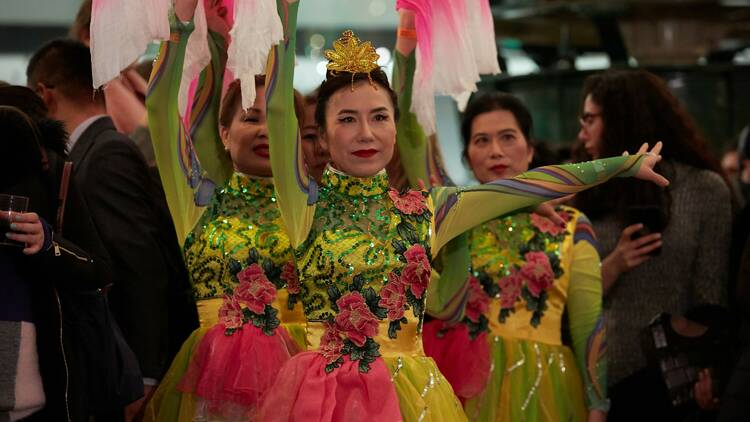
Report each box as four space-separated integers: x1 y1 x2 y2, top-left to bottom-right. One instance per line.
296 169 432 321
184 173 293 300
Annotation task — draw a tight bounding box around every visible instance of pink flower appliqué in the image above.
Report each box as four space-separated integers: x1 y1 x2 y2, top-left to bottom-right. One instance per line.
219 295 244 329
530 213 566 236
388 189 428 215
464 276 490 323
280 261 300 294
234 263 277 314
334 292 380 347
320 322 345 364
402 244 431 299
498 271 523 309
378 273 406 321
520 251 555 297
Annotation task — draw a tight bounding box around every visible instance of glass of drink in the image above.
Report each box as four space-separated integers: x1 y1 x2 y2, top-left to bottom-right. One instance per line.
0 194 30 247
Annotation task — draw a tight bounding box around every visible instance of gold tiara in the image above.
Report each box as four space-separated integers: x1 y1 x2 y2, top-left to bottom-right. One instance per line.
324 30 380 89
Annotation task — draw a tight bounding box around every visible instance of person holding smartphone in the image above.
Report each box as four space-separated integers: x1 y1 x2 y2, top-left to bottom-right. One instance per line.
573 69 733 419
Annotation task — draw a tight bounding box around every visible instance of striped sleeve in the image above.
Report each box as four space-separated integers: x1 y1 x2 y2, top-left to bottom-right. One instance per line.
429 154 646 254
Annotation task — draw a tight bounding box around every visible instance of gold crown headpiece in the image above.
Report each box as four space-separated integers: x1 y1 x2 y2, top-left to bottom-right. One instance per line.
324 30 380 90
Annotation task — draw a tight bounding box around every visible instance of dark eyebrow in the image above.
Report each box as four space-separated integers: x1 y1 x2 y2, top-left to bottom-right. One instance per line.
337 109 358 115
370 107 389 114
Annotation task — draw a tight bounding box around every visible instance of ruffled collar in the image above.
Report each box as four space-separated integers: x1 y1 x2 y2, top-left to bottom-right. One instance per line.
320 165 389 198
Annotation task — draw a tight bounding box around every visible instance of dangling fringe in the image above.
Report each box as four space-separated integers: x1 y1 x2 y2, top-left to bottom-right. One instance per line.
226 0 284 111
90 0 170 89
432 0 480 112
396 0 501 132
178 0 211 120
471 0 501 76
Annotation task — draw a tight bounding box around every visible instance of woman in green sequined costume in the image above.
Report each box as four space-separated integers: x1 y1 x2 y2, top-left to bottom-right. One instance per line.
142 1 318 420
256 2 667 421
418 93 610 422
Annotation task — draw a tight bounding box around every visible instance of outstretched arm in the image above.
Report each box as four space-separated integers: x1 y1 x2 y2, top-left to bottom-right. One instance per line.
430 149 666 253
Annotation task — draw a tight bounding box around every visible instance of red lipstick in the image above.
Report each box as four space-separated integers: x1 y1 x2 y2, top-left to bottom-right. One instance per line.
352 149 378 158
253 144 270 158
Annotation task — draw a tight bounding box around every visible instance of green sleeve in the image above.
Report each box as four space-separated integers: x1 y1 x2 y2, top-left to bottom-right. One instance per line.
429 154 646 253
267 0 315 249
393 50 431 188
392 49 472 321
146 20 209 245
189 30 233 187
567 212 609 411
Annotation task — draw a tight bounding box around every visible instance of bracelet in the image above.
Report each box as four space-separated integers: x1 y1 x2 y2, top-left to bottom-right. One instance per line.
397 28 417 39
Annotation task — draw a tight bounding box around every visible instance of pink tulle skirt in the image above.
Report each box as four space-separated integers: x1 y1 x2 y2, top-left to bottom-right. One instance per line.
258 352 403 422
422 320 491 400
177 323 299 420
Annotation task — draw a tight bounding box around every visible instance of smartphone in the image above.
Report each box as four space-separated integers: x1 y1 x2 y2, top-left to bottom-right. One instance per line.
626 205 665 256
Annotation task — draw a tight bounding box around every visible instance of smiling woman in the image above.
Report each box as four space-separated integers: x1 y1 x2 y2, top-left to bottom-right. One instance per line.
259 2 668 421
314 67 399 177
141 0 310 420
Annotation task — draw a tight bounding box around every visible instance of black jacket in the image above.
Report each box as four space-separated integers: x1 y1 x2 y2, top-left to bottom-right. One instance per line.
6 149 113 422
68 116 197 380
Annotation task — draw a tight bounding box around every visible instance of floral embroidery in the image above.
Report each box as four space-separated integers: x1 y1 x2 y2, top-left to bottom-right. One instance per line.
320 322 345 364
521 252 555 297
219 295 243 329
379 273 406 321
470 208 572 328
388 188 429 216
219 249 285 336
465 276 490 323
325 276 386 373
334 292 380 347
530 213 566 236
498 270 523 310
281 262 300 294
401 244 430 299
235 264 277 314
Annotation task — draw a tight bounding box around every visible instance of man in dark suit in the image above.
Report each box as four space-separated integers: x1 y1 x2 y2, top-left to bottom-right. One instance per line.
26 39 198 419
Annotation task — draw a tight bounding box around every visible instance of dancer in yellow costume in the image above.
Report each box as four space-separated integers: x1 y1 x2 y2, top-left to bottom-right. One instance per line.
418 92 610 422
143 0 310 419
258 1 667 420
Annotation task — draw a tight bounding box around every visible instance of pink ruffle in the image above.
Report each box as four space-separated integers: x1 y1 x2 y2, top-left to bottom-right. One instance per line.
422 320 491 400
258 352 403 422
177 323 298 419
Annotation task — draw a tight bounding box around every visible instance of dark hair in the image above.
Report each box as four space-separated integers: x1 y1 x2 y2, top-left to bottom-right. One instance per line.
573 69 728 223
0 85 68 156
0 106 44 191
26 38 102 105
219 76 305 129
460 92 534 160
314 69 399 131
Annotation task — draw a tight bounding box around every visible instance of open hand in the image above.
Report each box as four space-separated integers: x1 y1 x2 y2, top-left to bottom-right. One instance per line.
627 142 669 187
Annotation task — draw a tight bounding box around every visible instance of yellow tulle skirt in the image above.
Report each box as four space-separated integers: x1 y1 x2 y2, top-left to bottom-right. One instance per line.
463 336 587 422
